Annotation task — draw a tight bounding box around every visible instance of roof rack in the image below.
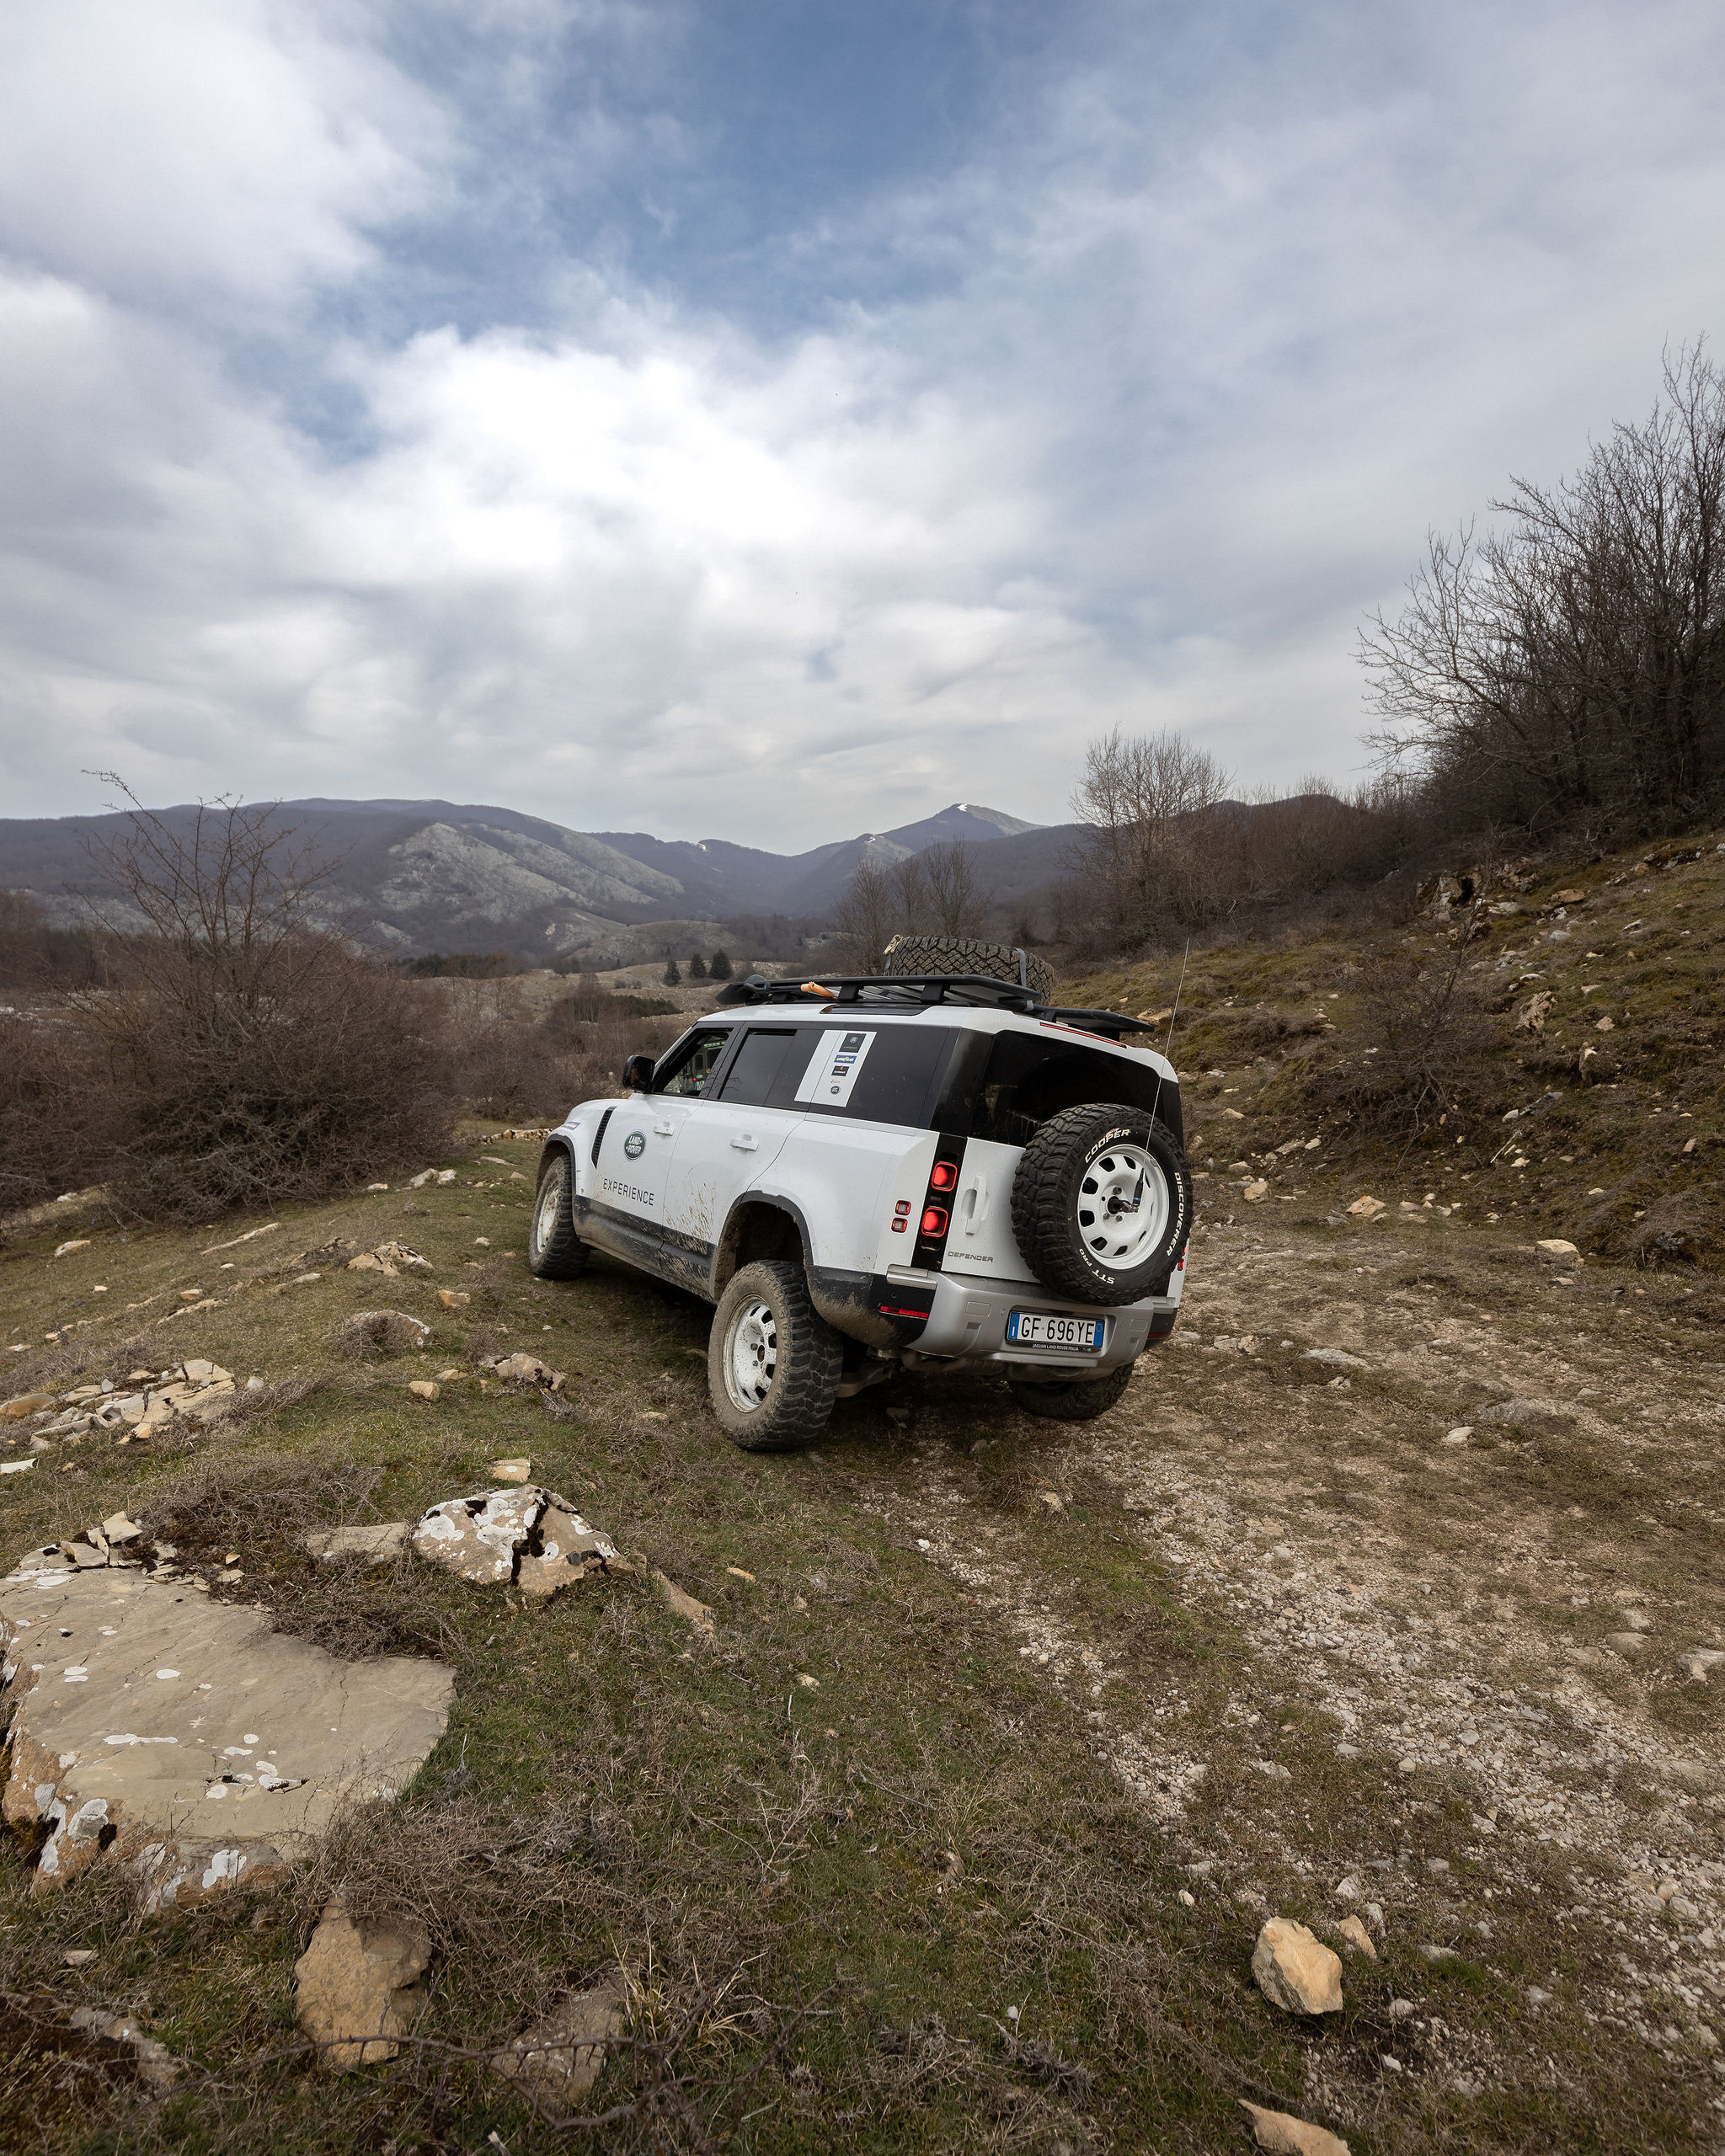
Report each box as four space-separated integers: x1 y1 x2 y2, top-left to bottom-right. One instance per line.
714 973 1161 1043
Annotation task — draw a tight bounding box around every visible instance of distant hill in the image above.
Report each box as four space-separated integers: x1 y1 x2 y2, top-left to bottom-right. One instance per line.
0 796 1062 963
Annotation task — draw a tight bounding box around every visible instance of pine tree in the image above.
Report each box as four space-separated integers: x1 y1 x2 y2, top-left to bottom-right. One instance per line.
708 948 732 980
663 958 681 986
688 952 708 978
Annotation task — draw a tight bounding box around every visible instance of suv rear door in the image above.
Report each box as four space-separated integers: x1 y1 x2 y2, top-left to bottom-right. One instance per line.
665 1023 803 1247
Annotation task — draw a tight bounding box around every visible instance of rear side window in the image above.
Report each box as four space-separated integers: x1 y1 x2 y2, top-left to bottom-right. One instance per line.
715 1027 802 1107
720 1023 957 1127
943 1028 1169 1145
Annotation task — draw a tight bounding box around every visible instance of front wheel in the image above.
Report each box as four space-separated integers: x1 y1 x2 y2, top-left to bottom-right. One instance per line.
708 1260 842 1451
1008 1363 1135 1421
528 1150 590 1280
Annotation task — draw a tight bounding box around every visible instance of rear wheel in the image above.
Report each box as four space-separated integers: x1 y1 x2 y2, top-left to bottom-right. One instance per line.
708 1261 843 1451
1009 1363 1134 1421
527 1150 590 1280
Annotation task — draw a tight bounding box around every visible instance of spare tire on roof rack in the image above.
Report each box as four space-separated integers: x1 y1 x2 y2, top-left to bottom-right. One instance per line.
882 934 1055 1006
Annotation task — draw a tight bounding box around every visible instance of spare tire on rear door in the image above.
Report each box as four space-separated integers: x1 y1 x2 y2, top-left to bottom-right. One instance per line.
1010 1102 1191 1306
883 934 1055 1006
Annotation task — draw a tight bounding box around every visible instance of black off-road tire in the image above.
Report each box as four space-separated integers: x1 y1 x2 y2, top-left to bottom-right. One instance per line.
527 1150 590 1280
883 933 1055 1006
708 1259 842 1451
1011 1103 1191 1306
1009 1363 1135 1421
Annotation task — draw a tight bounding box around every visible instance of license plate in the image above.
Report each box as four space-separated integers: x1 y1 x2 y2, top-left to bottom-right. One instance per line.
1007 1310 1104 1350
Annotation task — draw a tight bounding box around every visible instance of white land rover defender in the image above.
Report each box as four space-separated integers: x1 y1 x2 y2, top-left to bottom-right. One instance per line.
528 937 1192 1450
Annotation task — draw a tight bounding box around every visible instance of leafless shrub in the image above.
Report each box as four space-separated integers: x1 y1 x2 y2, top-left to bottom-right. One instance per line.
9 784 459 1222
220 1372 323 1428
1306 947 1500 1139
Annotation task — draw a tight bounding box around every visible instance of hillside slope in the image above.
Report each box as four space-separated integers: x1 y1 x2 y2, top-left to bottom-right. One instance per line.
1063 830 1725 1273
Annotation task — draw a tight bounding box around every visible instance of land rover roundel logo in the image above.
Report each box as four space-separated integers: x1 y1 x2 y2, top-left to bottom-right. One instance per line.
623 1130 646 1158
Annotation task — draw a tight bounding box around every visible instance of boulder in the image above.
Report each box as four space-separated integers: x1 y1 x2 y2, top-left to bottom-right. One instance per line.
1243 1180 1270 1203
0 1561 453 1909
412 1487 625 1600
1535 1238 1580 1262
1241 2101 1351 2155
294 1898 432 2068
491 1351 561 1389
1251 1919 1343 2015
1344 1196 1386 1219
489 1974 627 2103
1303 1348 1367 1371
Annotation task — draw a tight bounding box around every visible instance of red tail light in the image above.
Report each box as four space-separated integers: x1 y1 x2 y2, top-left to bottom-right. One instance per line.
912 1141 965 1265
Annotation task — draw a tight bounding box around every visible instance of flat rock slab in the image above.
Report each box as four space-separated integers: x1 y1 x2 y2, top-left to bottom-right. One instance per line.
0 1561 453 1910
412 1487 628 1600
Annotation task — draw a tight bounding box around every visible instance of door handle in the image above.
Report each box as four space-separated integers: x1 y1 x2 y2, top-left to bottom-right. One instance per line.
729 1134 759 1152
962 1171 990 1236
653 1120 675 1137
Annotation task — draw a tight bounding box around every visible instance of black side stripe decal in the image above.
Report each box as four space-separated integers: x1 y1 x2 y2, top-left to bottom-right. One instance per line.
591 1107 614 1163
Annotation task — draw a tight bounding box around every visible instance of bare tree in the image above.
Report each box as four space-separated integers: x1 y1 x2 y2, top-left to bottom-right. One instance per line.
1069 727 1233 939
919 840 986 936
832 856 900 973
891 851 932 933
1363 344 1725 837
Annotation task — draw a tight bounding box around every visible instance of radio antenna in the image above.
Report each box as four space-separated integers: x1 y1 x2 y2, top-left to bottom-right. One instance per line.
1148 939 1191 1132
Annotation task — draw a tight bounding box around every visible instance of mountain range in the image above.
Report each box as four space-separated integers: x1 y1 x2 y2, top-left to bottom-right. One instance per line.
0 797 1080 965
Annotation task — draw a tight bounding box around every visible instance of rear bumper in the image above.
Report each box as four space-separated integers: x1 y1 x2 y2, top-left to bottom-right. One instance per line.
907 1272 1175 1372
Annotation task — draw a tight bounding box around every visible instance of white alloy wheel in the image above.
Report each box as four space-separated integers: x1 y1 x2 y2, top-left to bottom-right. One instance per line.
1075 1143 1169 1267
724 1297 779 1414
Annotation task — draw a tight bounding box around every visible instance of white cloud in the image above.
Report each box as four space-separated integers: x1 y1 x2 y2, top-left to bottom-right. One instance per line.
1 0 1722 849
0 0 443 307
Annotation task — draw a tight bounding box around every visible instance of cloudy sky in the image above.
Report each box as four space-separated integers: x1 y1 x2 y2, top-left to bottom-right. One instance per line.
2 0 1721 849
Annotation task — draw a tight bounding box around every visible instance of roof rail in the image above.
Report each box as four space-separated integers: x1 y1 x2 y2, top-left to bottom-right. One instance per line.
713 973 1161 1043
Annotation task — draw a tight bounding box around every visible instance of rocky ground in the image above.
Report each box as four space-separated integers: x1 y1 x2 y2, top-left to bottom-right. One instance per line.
3 1122 1722 2149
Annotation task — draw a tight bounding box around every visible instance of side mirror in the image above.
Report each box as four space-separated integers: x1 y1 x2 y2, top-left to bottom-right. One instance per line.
623 1052 656 1093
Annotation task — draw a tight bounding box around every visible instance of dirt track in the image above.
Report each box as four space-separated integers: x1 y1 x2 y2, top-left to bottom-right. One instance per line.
888 1216 1725 2114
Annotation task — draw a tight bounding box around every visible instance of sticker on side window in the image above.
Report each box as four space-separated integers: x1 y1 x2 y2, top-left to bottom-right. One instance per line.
794 1028 876 1107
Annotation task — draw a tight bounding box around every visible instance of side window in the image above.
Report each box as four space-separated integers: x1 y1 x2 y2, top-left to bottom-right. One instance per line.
656 1029 731 1097
777 1025 957 1127
716 1027 801 1107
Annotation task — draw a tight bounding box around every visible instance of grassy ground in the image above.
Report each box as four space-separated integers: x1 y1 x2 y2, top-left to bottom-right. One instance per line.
3 838 1723 2151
